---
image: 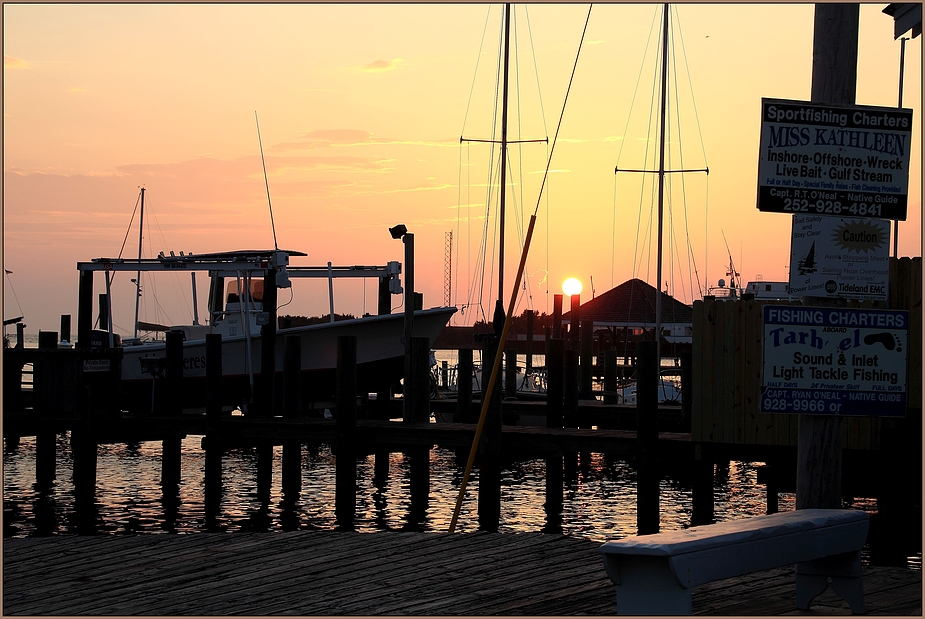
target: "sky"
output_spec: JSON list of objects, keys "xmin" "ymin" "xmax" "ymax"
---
[{"xmin": 3, "ymin": 3, "xmax": 922, "ymax": 337}]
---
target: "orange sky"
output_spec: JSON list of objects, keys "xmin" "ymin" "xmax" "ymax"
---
[{"xmin": 3, "ymin": 3, "xmax": 922, "ymax": 336}]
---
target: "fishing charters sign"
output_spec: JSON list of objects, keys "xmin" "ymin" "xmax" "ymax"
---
[
  {"xmin": 757, "ymin": 98, "xmax": 912, "ymax": 220},
  {"xmin": 762, "ymin": 305, "xmax": 908, "ymax": 416}
]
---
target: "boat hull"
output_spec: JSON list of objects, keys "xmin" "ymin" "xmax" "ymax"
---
[{"xmin": 120, "ymin": 307, "xmax": 456, "ymax": 412}]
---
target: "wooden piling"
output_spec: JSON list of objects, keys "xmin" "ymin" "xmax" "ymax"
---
[
  {"xmin": 410, "ymin": 337, "xmax": 430, "ymax": 422},
  {"xmin": 409, "ymin": 336, "xmax": 431, "ymax": 524},
  {"xmin": 16, "ymin": 322, "xmax": 25, "ymax": 348},
  {"xmin": 456, "ymin": 348, "xmax": 473, "ymax": 423},
  {"xmin": 680, "ymin": 351, "xmax": 692, "ymax": 432},
  {"xmin": 478, "ymin": 338, "xmax": 502, "ymax": 532},
  {"xmin": 165, "ymin": 330, "xmax": 183, "ymax": 416},
  {"xmin": 60, "ymin": 315, "xmax": 71, "ymax": 345},
  {"xmin": 258, "ymin": 268, "xmax": 278, "ymax": 417},
  {"xmin": 282, "ymin": 335, "xmax": 302, "ymax": 498},
  {"xmin": 553, "ymin": 294, "xmax": 563, "ymax": 338},
  {"xmin": 504, "ymin": 347, "xmax": 517, "ymax": 398},
  {"xmin": 564, "ymin": 349, "xmax": 578, "ymax": 428},
  {"xmin": 636, "ymin": 340, "xmax": 659, "ymax": 535},
  {"xmin": 441, "ymin": 360, "xmax": 448, "ymax": 390},
  {"xmin": 35, "ymin": 335, "xmax": 57, "ymax": 488},
  {"xmin": 335, "ymin": 335, "xmax": 358, "ymax": 529},
  {"xmin": 603, "ymin": 350, "xmax": 618, "ymax": 404},
  {"xmin": 525, "ymin": 309, "xmax": 534, "ymax": 373},
  {"xmin": 161, "ymin": 435, "xmax": 182, "ymax": 488},
  {"xmin": 579, "ymin": 319, "xmax": 593, "ymax": 399},
  {"xmin": 256, "ymin": 443, "xmax": 272, "ymax": 504},
  {"xmin": 77, "ymin": 270, "xmax": 93, "ymax": 349},
  {"xmin": 204, "ymin": 333, "xmax": 223, "ymax": 529},
  {"xmin": 98, "ymin": 293, "xmax": 108, "ymax": 330},
  {"xmin": 545, "ymin": 338, "xmax": 564, "ymax": 428},
  {"xmin": 569, "ymin": 294, "xmax": 580, "ymax": 351}
]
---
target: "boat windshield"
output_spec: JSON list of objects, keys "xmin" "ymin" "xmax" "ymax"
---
[{"xmin": 225, "ymin": 279, "xmax": 264, "ymax": 305}]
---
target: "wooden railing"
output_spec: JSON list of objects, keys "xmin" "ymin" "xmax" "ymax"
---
[{"xmin": 691, "ymin": 257, "xmax": 921, "ymax": 450}]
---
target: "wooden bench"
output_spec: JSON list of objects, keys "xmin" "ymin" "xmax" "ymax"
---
[{"xmin": 599, "ymin": 509, "xmax": 870, "ymax": 615}]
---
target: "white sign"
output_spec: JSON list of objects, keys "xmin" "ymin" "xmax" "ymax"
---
[
  {"xmin": 757, "ymin": 98, "xmax": 912, "ymax": 220},
  {"xmin": 762, "ymin": 306, "xmax": 907, "ymax": 416},
  {"xmin": 788, "ymin": 215, "xmax": 890, "ymax": 300},
  {"xmin": 83, "ymin": 359, "xmax": 111, "ymax": 373}
]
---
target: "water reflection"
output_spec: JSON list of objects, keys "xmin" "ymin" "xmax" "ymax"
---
[{"xmin": 3, "ymin": 433, "xmax": 918, "ymax": 570}]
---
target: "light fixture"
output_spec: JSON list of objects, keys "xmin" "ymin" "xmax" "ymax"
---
[{"xmin": 389, "ymin": 224, "xmax": 408, "ymax": 239}]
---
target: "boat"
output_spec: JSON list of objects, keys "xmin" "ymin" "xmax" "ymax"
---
[{"xmin": 79, "ymin": 248, "xmax": 456, "ymax": 413}]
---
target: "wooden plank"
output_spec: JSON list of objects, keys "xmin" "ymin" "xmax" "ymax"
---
[
  {"xmin": 733, "ymin": 300, "xmax": 746, "ymax": 444},
  {"xmin": 722, "ymin": 300, "xmax": 736, "ymax": 444},
  {"xmin": 691, "ymin": 300, "xmax": 704, "ymax": 442},
  {"xmin": 712, "ymin": 298, "xmax": 725, "ymax": 444}
]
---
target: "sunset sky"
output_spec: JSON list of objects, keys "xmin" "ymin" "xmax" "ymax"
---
[{"xmin": 3, "ymin": 3, "xmax": 922, "ymax": 337}]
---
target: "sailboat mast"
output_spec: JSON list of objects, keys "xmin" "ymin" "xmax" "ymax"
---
[
  {"xmin": 498, "ymin": 2, "xmax": 512, "ymax": 306},
  {"xmin": 134, "ymin": 187, "xmax": 145, "ymax": 339},
  {"xmin": 655, "ymin": 3, "xmax": 669, "ymax": 363}
]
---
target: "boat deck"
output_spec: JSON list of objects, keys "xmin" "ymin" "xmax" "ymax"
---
[{"xmin": 4, "ymin": 531, "xmax": 920, "ymax": 615}]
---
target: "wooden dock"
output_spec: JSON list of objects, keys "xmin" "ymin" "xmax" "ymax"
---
[{"xmin": 3, "ymin": 532, "xmax": 920, "ymax": 615}]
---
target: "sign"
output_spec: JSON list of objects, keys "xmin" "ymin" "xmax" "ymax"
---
[
  {"xmin": 83, "ymin": 359, "xmax": 111, "ymax": 373},
  {"xmin": 762, "ymin": 305, "xmax": 907, "ymax": 416},
  {"xmin": 757, "ymin": 98, "xmax": 912, "ymax": 220},
  {"xmin": 788, "ymin": 215, "xmax": 890, "ymax": 300}
]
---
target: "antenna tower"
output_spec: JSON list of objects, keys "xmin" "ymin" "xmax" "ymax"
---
[{"xmin": 444, "ymin": 231, "xmax": 453, "ymax": 307}]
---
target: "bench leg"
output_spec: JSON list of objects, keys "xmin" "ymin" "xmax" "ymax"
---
[
  {"xmin": 603, "ymin": 555, "xmax": 692, "ymax": 615},
  {"xmin": 796, "ymin": 551, "xmax": 864, "ymax": 615}
]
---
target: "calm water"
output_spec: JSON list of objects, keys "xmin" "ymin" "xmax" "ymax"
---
[{"xmin": 7, "ymin": 432, "xmax": 798, "ymax": 539}]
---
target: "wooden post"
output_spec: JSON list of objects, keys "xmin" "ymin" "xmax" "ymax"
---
[
  {"xmin": 204, "ymin": 333, "xmax": 223, "ymax": 530},
  {"xmin": 478, "ymin": 337, "xmax": 502, "ymax": 531},
  {"xmin": 691, "ymin": 445, "xmax": 715, "ymax": 526},
  {"xmin": 256, "ymin": 442, "xmax": 273, "ymax": 505},
  {"xmin": 569, "ymin": 293, "xmax": 580, "ymax": 351},
  {"xmin": 795, "ymin": 3, "xmax": 859, "ymax": 511},
  {"xmin": 504, "ymin": 347, "xmax": 517, "ymax": 399},
  {"xmin": 98, "ymin": 293, "xmax": 108, "ymax": 330},
  {"xmin": 161, "ymin": 435, "xmax": 182, "ymax": 488},
  {"xmin": 579, "ymin": 319, "xmax": 593, "ymax": 399},
  {"xmin": 282, "ymin": 335, "xmax": 302, "ymax": 498},
  {"xmin": 525, "ymin": 310, "xmax": 535, "ymax": 374},
  {"xmin": 165, "ymin": 330, "xmax": 183, "ymax": 416},
  {"xmin": 680, "ymin": 351, "xmax": 692, "ymax": 432},
  {"xmin": 636, "ymin": 340, "xmax": 660, "ymax": 534},
  {"xmin": 603, "ymin": 349, "xmax": 618, "ymax": 404},
  {"xmin": 60, "ymin": 315, "xmax": 71, "ymax": 345},
  {"xmin": 259, "ymin": 268, "xmax": 278, "ymax": 417},
  {"xmin": 409, "ymin": 336, "xmax": 431, "ymax": 524},
  {"xmin": 457, "ymin": 348, "xmax": 473, "ymax": 423},
  {"xmin": 553, "ymin": 294, "xmax": 563, "ymax": 338},
  {"xmin": 564, "ymin": 349, "xmax": 579, "ymax": 428},
  {"xmin": 441, "ymin": 360, "xmax": 448, "ymax": 390},
  {"xmin": 545, "ymin": 338, "xmax": 564, "ymax": 428},
  {"xmin": 35, "ymin": 334, "xmax": 57, "ymax": 488},
  {"xmin": 16, "ymin": 322, "xmax": 25, "ymax": 349},
  {"xmin": 77, "ymin": 270, "xmax": 93, "ymax": 349},
  {"xmin": 335, "ymin": 335, "xmax": 358, "ymax": 529}
]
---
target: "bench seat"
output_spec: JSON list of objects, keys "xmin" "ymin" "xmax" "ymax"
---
[{"xmin": 600, "ymin": 508, "xmax": 869, "ymax": 615}]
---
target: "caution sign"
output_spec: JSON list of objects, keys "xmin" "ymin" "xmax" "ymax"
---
[
  {"xmin": 788, "ymin": 215, "xmax": 890, "ymax": 300},
  {"xmin": 757, "ymin": 98, "xmax": 912, "ymax": 220},
  {"xmin": 762, "ymin": 305, "xmax": 907, "ymax": 416}
]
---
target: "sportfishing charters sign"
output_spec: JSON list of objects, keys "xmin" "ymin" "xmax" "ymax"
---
[
  {"xmin": 762, "ymin": 305, "xmax": 908, "ymax": 416},
  {"xmin": 757, "ymin": 98, "xmax": 912, "ymax": 220}
]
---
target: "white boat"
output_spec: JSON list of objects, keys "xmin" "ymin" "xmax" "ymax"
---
[{"xmin": 78, "ymin": 248, "xmax": 455, "ymax": 412}]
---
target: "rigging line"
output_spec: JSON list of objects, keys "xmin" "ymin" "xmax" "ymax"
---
[
  {"xmin": 109, "ymin": 189, "xmax": 143, "ymax": 289},
  {"xmin": 255, "ymin": 111, "xmax": 279, "ymax": 252},
  {"xmin": 523, "ymin": 5, "xmax": 549, "ymax": 138},
  {"xmin": 671, "ymin": 37, "xmax": 699, "ymax": 304},
  {"xmin": 460, "ymin": 5, "xmax": 496, "ymax": 138},
  {"xmin": 450, "ymin": 3, "xmax": 593, "ymax": 534}
]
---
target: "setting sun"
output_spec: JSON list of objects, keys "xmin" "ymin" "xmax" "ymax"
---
[{"xmin": 562, "ymin": 277, "xmax": 583, "ymax": 297}]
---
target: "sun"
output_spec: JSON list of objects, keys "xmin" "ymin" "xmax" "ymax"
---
[{"xmin": 562, "ymin": 277, "xmax": 583, "ymax": 297}]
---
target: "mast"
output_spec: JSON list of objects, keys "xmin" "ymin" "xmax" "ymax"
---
[
  {"xmin": 498, "ymin": 2, "xmax": 512, "ymax": 306},
  {"xmin": 133, "ymin": 186, "xmax": 145, "ymax": 339},
  {"xmin": 654, "ymin": 3, "xmax": 669, "ymax": 364}
]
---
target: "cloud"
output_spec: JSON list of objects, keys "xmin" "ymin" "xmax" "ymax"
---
[
  {"xmin": 4, "ymin": 55, "xmax": 32, "ymax": 70},
  {"xmin": 359, "ymin": 58, "xmax": 403, "ymax": 72}
]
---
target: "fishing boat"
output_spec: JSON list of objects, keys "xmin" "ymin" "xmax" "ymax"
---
[{"xmin": 79, "ymin": 248, "xmax": 455, "ymax": 412}]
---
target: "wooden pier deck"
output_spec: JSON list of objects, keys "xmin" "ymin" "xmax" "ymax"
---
[{"xmin": 4, "ymin": 532, "xmax": 920, "ymax": 615}]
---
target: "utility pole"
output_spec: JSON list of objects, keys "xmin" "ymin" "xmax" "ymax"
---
[{"xmin": 796, "ymin": 3, "xmax": 859, "ymax": 510}]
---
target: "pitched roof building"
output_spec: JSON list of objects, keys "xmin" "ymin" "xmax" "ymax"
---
[{"xmin": 562, "ymin": 278, "xmax": 693, "ymax": 343}]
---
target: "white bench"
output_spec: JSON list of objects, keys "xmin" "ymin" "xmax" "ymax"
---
[{"xmin": 599, "ymin": 509, "xmax": 869, "ymax": 615}]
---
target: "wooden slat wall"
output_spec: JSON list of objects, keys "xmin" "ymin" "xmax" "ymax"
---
[{"xmin": 691, "ymin": 257, "xmax": 921, "ymax": 450}]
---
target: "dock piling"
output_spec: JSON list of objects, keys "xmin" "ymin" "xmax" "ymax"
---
[
  {"xmin": 504, "ymin": 347, "xmax": 517, "ymax": 398},
  {"xmin": 636, "ymin": 340, "xmax": 660, "ymax": 535},
  {"xmin": 456, "ymin": 348, "xmax": 473, "ymax": 423},
  {"xmin": 282, "ymin": 335, "xmax": 302, "ymax": 499},
  {"xmin": 579, "ymin": 320, "xmax": 593, "ymax": 399},
  {"xmin": 165, "ymin": 330, "xmax": 183, "ymax": 416},
  {"xmin": 335, "ymin": 335, "xmax": 358, "ymax": 529},
  {"xmin": 478, "ymin": 338, "xmax": 502, "ymax": 531}
]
